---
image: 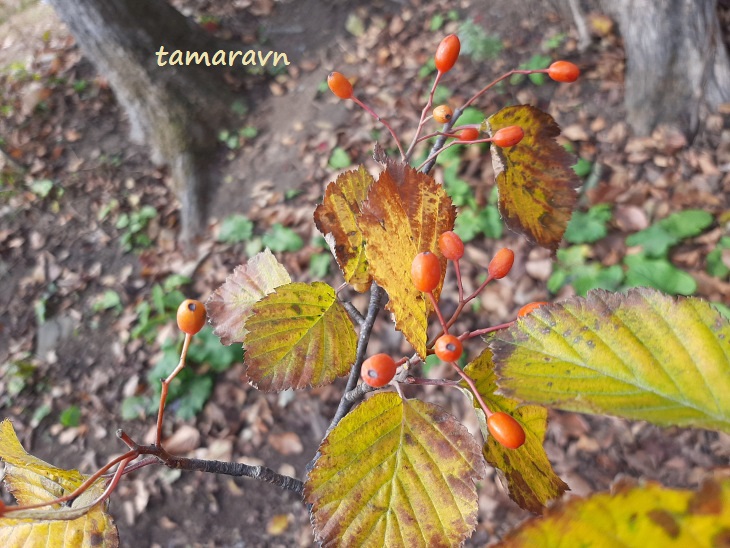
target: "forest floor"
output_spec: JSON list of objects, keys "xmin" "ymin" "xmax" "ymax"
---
[{"xmin": 1, "ymin": 0, "xmax": 730, "ymax": 546}]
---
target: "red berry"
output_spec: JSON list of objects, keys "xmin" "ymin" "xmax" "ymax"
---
[
  {"xmin": 548, "ymin": 60, "xmax": 580, "ymax": 83},
  {"xmin": 438, "ymin": 231, "xmax": 465, "ymax": 261},
  {"xmin": 434, "ymin": 34, "xmax": 460, "ymax": 74},
  {"xmin": 176, "ymin": 299, "xmax": 206, "ymax": 335},
  {"xmin": 492, "ymin": 125, "xmax": 524, "ymax": 148},
  {"xmin": 411, "ymin": 251, "xmax": 441, "ymax": 293},
  {"xmin": 361, "ymin": 354, "xmax": 397, "ymax": 388},
  {"xmin": 433, "ymin": 105, "xmax": 453, "ymax": 124},
  {"xmin": 327, "ymin": 71, "xmax": 353, "ymax": 99},
  {"xmin": 518, "ymin": 301, "xmax": 548, "ymax": 318},
  {"xmin": 487, "ymin": 412, "xmax": 526, "ymax": 449},
  {"xmin": 458, "ymin": 127, "xmax": 479, "ymax": 141},
  {"xmin": 434, "ymin": 334, "xmax": 463, "ymax": 362},
  {"xmin": 488, "ymin": 248, "xmax": 514, "ymax": 280}
]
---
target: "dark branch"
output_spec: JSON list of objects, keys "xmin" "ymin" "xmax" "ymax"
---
[
  {"xmin": 167, "ymin": 455, "xmax": 304, "ymax": 497},
  {"xmin": 421, "ymin": 107, "xmax": 464, "ymax": 175}
]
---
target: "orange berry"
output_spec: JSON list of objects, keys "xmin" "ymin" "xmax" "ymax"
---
[
  {"xmin": 433, "ymin": 105, "xmax": 453, "ymax": 124},
  {"xmin": 487, "ymin": 411, "xmax": 526, "ymax": 449},
  {"xmin": 517, "ymin": 301, "xmax": 549, "ymax": 317},
  {"xmin": 548, "ymin": 60, "xmax": 580, "ymax": 83},
  {"xmin": 434, "ymin": 334, "xmax": 463, "ymax": 362},
  {"xmin": 488, "ymin": 248, "xmax": 514, "ymax": 280},
  {"xmin": 492, "ymin": 125, "xmax": 524, "ymax": 148},
  {"xmin": 361, "ymin": 354, "xmax": 397, "ymax": 388},
  {"xmin": 458, "ymin": 127, "xmax": 480, "ymax": 141},
  {"xmin": 176, "ymin": 299, "xmax": 206, "ymax": 335},
  {"xmin": 411, "ymin": 251, "xmax": 441, "ymax": 293},
  {"xmin": 438, "ymin": 231, "xmax": 465, "ymax": 261},
  {"xmin": 327, "ymin": 71, "xmax": 353, "ymax": 99},
  {"xmin": 434, "ymin": 34, "xmax": 460, "ymax": 74}
]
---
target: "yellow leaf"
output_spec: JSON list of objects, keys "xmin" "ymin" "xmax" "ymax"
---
[
  {"xmin": 493, "ymin": 288, "xmax": 730, "ymax": 433},
  {"xmin": 306, "ymin": 393, "xmax": 485, "ymax": 547},
  {"xmin": 357, "ymin": 164, "xmax": 455, "ymax": 358},
  {"xmin": 207, "ymin": 249, "xmax": 291, "ymax": 345},
  {"xmin": 485, "ymin": 105, "xmax": 580, "ymax": 252},
  {"xmin": 314, "ymin": 165, "xmax": 374, "ymax": 292},
  {"xmin": 463, "ymin": 349, "xmax": 568, "ymax": 513},
  {"xmin": 498, "ymin": 476, "xmax": 730, "ymax": 547},
  {"xmin": 0, "ymin": 419, "xmax": 119, "ymax": 547},
  {"xmin": 243, "ymin": 282, "xmax": 357, "ymax": 391}
]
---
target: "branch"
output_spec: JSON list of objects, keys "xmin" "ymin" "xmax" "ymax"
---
[{"xmin": 166, "ymin": 455, "xmax": 304, "ymax": 497}]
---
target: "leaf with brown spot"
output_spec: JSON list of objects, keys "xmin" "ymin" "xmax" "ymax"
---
[
  {"xmin": 357, "ymin": 164, "xmax": 455, "ymax": 357},
  {"xmin": 462, "ymin": 349, "xmax": 567, "ymax": 513},
  {"xmin": 485, "ymin": 105, "xmax": 580, "ymax": 252},
  {"xmin": 497, "ymin": 477, "xmax": 730, "ymax": 547},
  {"xmin": 314, "ymin": 165, "xmax": 374, "ymax": 292},
  {"xmin": 305, "ymin": 393, "xmax": 485, "ymax": 547},
  {"xmin": 207, "ymin": 249, "xmax": 291, "ymax": 345},
  {"xmin": 0, "ymin": 419, "xmax": 119, "ymax": 547},
  {"xmin": 492, "ymin": 288, "xmax": 730, "ymax": 433},
  {"xmin": 242, "ymin": 282, "xmax": 357, "ymax": 391}
]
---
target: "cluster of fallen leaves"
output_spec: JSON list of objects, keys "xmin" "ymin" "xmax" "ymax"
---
[{"xmin": 1, "ymin": 0, "xmax": 730, "ymax": 545}]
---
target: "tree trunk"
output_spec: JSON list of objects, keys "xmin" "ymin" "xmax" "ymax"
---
[
  {"xmin": 47, "ymin": 0, "xmax": 235, "ymax": 245},
  {"xmin": 598, "ymin": 0, "xmax": 730, "ymax": 138}
]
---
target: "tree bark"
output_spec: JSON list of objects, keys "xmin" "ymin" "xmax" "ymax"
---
[
  {"xmin": 47, "ymin": 0, "xmax": 235, "ymax": 245},
  {"xmin": 598, "ymin": 0, "xmax": 730, "ymax": 138}
]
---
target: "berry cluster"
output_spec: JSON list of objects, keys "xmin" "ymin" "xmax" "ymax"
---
[
  {"xmin": 360, "ymin": 228, "xmax": 530, "ymax": 449},
  {"xmin": 327, "ymin": 35, "xmax": 580, "ymax": 448},
  {"xmin": 326, "ymin": 34, "xmax": 579, "ymax": 165}
]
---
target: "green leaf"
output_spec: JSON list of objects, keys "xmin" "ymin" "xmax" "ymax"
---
[
  {"xmin": 328, "ymin": 147, "xmax": 351, "ymax": 169},
  {"xmin": 262, "ymin": 223, "xmax": 304, "ymax": 252},
  {"xmin": 571, "ymin": 157, "xmax": 592, "ymax": 178},
  {"xmin": 120, "ymin": 396, "xmax": 148, "ymax": 420},
  {"xmin": 186, "ymin": 327, "xmax": 241, "ymax": 372},
  {"xmin": 660, "ymin": 209, "xmax": 714, "ymax": 239},
  {"xmin": 463, "ymin": 350, "xmax": 568, "ymax": 513},
  {"xmin": 499, "ymin": 477, "xmax": 730, "ymax": 547},
  {"xmin": 59, "ymin": 406, "xmax": 81, "ymax": 427},
  {"xmin": 308, "ymin": 252, "xmax": 331, "ymax": 278},
  {"xmin": 626, "ymin": 224, "xmax": 678, "ymax": 257},
  {"xmin": 624, "ymin": 254, "xmax": 697, "ymax": 295},
  {"xmin": 564, "ymin": 204, "xmax": 612, "ymax": 244},
  {"xmin": 218, "ymin": 214, "xmax": 254, "ymax": 243},
  {"xmin": 30, "ymin": 179, "xmax": 54, "ymax": 198},
  {"xmin": 492, "ymin": 288, "xmax": 730, "ymax": 433},
  {"xmin": 92, "ymin": 290, "xmax": 122, "ymax": 313},
  {"xmin": 305, "ymin": 393, "xmax": 485, "ymax": 547},
  {"xmin": 175, "ymin": 376, "xmax": 213, "ymax": 420},
  {"xmin": 243, "ymin": 282, "xmax": 358, "ymax": 391}
]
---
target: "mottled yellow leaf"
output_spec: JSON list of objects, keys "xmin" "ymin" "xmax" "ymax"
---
[
  {"xmin": 243, "ymin": 282, "xmax": 357, "ymax": 391},
  {"xmin": 306, "ymin": 393, "xmax": 485, "ymax": 547},
  {"xmin": 485, "ymin": 105, "xmax": 580, "ymax": 252},
  {"xmin": 357, "ymin": 164, "xmax": 455, "ymax": 358},
  {"xmin": 0, "ymin": 419, "xmax": 119, "ymax": 547},
  {"xmin": 207, "ymin": 248, "xmax": 291, "ymax": 345},
  {"xmin": 462, "ymin": 349, "xmax": 568, "ymax": 513},
  {"xmin": 492, "ymin": 288, "xmax": 730, "ymax": 432},
  {"xmin": 314, "ymin": 165, "xmax": 374, "ymax": 292},
  {"xmin": 498, "ymin": 476, "xmax": 730, "ymax": 547}
]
